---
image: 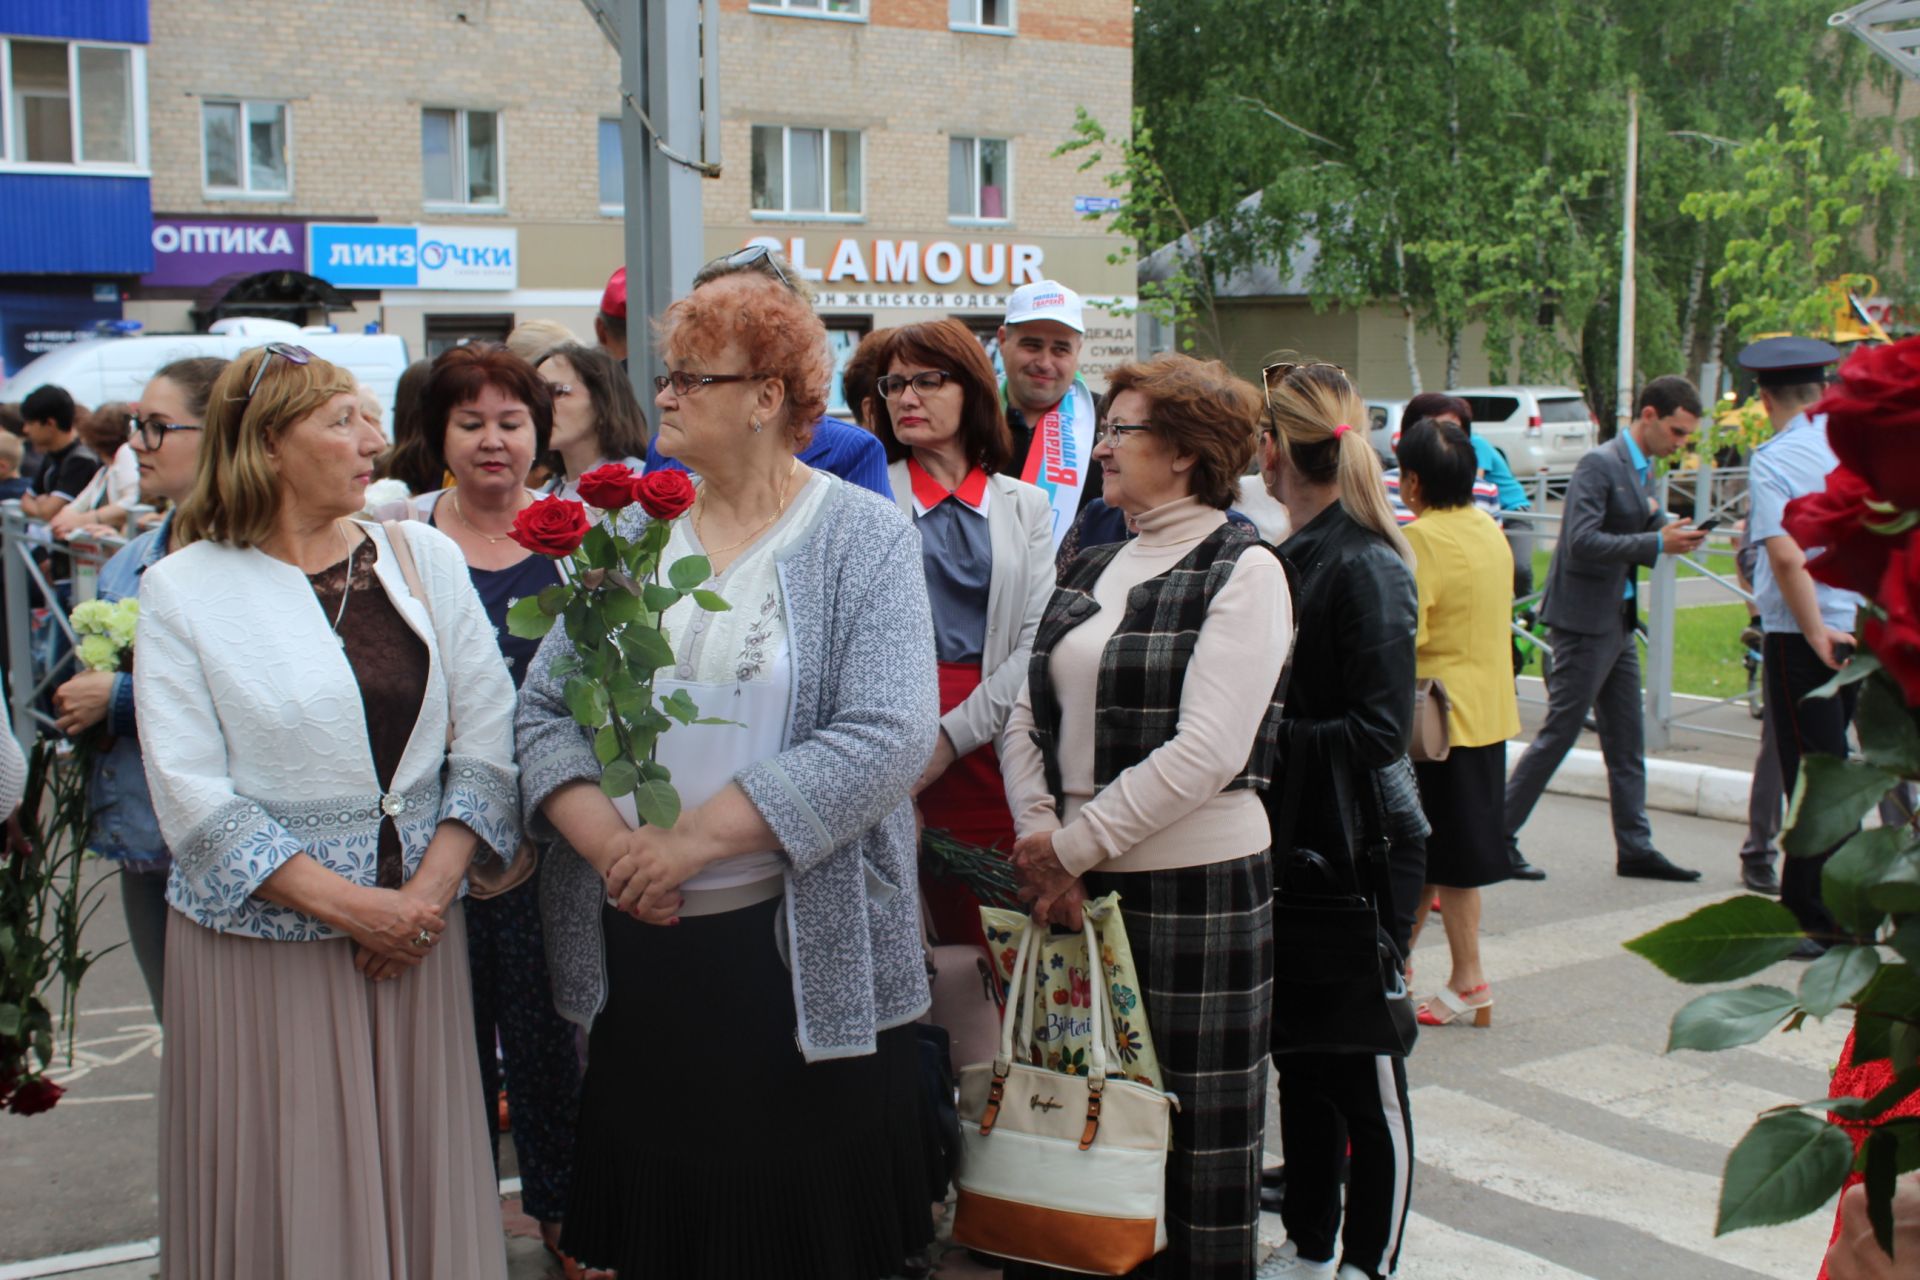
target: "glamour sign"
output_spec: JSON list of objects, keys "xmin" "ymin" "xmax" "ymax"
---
[{"xmin": 742, "ymin": 235, "xmax": 1046, "ymax": 288}]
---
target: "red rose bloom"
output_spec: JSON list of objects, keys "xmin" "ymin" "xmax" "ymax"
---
[
  {"xmin": 7, "ymin": 1076, "xmax": 65, "ymax": 1116},
  {"xmin": 1818, "ymin": 337, "xmax": 1920, "ymax": 510},
  {"xmin": 509, "ymin": 495, "xmax": 593, "ymax": 558},
  {"xmin": 634, "ymin": 470, "xmax": 697, "ymax": 522},
  {"xmin": 575, "ymin": 463, "xmax": 641, "ymax": 512},
  {"xmin": 1783, "ymin": 467, "xmax": 1902, "ymax": 598},
  {"xmin": 1867, "ymin": 541, "xmax": 1920, "ymax": 707}
]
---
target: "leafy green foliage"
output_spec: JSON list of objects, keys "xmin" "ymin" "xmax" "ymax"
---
[
  {"xmin": 1624, "ymin": 896, "xmax": 1804, "ymax": 982},
  {"xmin": 1667, "ymin": 986, "xmax": 1797, "ymax": 1052},
  {"xmin": 1718, "ymin": 1111, "xmax": 1854, "ymax": 1234}
]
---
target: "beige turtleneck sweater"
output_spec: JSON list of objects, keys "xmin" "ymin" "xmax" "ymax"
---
[{"xmin": 1000, "ymin": 496, "xmax": 1293, "ymax": 876}]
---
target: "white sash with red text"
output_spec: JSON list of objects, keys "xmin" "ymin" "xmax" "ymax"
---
[{"xmin": 1017, "ymin": 379, "xmax": 1097, "ymax": 549}]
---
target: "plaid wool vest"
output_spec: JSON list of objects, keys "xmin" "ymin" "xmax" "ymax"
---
[{"xmin": 1027, "ymin": 521, "xmax": 1285, "ymax": 820}]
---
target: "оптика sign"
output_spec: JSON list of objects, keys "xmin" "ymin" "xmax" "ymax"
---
[{"xmin": 308, "ymin": 223, "xmax": 518, "ymax": 291}]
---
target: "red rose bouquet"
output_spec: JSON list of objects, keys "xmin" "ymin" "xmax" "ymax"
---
[{"xmin": 505, "ymin": 464, "xmax": 731, "ymax": 828}]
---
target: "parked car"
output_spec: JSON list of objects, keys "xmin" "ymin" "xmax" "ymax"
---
[
  {"xmin": 0, "ymin": 318, "xmax": 410, "ymax": 436},
  {"xmin": 1362, "ymin": 398, "xmax": 1406, "ymax": 466},
  {"xmin": 1446, "ymin": 386, "xmax": 1598, "ymax": 479}
]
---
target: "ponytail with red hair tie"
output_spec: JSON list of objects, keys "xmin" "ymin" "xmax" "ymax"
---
[{"xmin": 1332, "ymin": 423, "xmax": 1352, "ymax": 438}]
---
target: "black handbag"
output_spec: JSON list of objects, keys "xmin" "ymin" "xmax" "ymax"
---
[{"xmin": 1268, "ymin": 725, "xmax": 1418, "ymax": 1057}]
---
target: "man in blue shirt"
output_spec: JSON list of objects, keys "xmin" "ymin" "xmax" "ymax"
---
[
  {"xmin": 1739, "ymin": 337, "xmax": 1860, "ymax": 957},
  {"xmin": 640, "ymin": 247, "xmax": 893, "ymax": 500}
]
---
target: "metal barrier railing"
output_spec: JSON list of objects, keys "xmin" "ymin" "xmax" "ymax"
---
[{"xmin": 2, "ymin": 501, "xmax": 129, "ymax": 743}]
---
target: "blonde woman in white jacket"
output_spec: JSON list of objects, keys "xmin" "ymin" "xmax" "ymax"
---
[
  {"xmin": 876, "ymin": 319, "xmax": 1053, "ymax": 949},
  {"xmin": 136, "ymin": 345, "xmax": 521, "ymax": 1280}
]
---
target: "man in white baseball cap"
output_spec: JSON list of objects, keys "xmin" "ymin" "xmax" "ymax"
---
[{"xmin": 998, "ymin": 279, "xmax": 1098, "ymax": 546}]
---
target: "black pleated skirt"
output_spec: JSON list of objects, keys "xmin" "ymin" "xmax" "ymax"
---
[
  {"xmin": 1413, "ymin": 740, "xmax": 1512, "ymax": 889},
  {"xmin": 560, "ymin": 897, "xmax": 935, "ymax": 1279}
]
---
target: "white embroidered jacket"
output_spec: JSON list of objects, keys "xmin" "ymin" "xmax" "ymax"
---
[{"xmin": 136, "ymin": 520, "xmax": 521, "ymax": 941}]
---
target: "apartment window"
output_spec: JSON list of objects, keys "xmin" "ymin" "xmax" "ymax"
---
[
  {"xmin": 949, "ymin": 0, "xmax": 1014, "ymax": 31},
  {"xmin": 0, "ymin": 37, "xmax": 143, "ymax": 169},
  {"xmin": 422, "ymin": 107, "xmax": 501, "ymax": 208},
  {"xmin": 202, "ymin": 100, "xmax": 289, "ymax": 195},
  {"xmin": 426, "ymin": 313, "xmax": 516, "ymax": 360},
  {"xmin": 599, "ymin": 117, "xmax": 623, "ymax": 212},
  {"xmin": 751, "ymin": 125, "xmax": 862, "ymax": 218},
  {"xmin": 949, "ymin": 136, "xmax": 1010, "ymax": 221},
  {"xmin": 752, "ymin": 0, "xmax": 864, "ymax": 16}
]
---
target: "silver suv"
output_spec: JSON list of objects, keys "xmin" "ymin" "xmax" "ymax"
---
[{"xmin": 1447, "ymin": 386, "xmax": 1598, "ymax": 477}]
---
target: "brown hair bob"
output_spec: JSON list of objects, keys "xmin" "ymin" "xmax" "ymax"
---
[
  {"xmin": 419, "ymin": 342, "xmax": 555, "ymax": 477},
  {"xmin": 1104, "ymin": 354, "xmax": 1261, "ymax": 509},
  {"xmin": 874, "ymin": 320, "xmax": 1013, "ymax": 473}
]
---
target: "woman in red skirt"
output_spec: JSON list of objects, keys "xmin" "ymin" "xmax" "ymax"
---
[{"xmin": 877, "ymin": 320, "xmax": 1055, "ymax": 948}]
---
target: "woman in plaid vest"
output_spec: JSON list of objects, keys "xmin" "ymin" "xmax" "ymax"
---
[{"xmin": 1001, "ymin": 353, "xmax": 1291, "ymax": 1279}]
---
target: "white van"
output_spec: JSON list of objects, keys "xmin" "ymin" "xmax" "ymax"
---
[
  {"xmin": 0, "ymin": 319, "xmax": 411, "ymax": 436},
  {"xmin": 1448, "ymin": 386, "xmax": 1598, "ymax": 478}
]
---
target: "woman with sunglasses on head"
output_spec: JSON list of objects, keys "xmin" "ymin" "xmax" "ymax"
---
[
  {"xmin": 871, "ymin": 319, "xmax": 1052, "ymax": 949},
  {"xmin": 532, "ymin": 341, "xmax": 649, "ymax": 502},
  {"xmin": 1259, "ymin": 360, "xmax": 1423, "ymax": 1280},
  {"xmin": 49, "ymin": 357, "xmax": 227, "ymax": 1017},
  {"xmin": 136, "ymin": 343, "xmax": 521, "ymax": 1280},
  {"xmin": 518, "ymin": 270, "xmax": 939, "ymax": 1278},
  {"xmin": 1000, "ymin": 353, "xmax": 1290, "ymax": 1280}
]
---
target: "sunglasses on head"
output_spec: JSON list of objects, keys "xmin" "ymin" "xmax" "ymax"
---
[
  {"xmin": 1261, "ymin": 360, "xmax": 1349, "ymax": 410},
  {"xmin": 236, "ymin": 342, "xmax": 315, "ymax": 402},
  {"xmin": 701, "ymin": 244, "xmax": 794, "ymax": 292}
]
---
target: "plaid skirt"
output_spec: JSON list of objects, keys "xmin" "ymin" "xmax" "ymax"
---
[{"xmin": 1008, "ymin": 852, "xmax": 1275, "ymax": 1280}]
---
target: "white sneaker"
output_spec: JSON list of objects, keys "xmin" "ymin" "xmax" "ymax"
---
[
  {"xmin": 1335, "ymin": 1267, "xmax": 1375, "ymax": 1280},
  {"xmin": 1257, "ymin": 1241, "xmax": 1337, "ymax": 1278}
]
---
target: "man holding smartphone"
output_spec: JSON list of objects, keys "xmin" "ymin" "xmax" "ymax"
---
[{"xmin": 1740, "ymin": 336, "xmax": 1863, "ymax": 957}]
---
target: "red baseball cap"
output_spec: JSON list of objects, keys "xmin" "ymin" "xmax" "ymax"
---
[{"xmin": 600, "ymin": 267, "xmax": 627, "ymax": 319}]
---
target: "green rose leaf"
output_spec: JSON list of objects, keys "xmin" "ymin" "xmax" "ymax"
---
[
  {"xmin": 582, "ymin": 523, "xmax": 616, "ymax": 570},
  {"xmin": 1858, "ymin": 672, "xmax": 1920, "ymax": 775},
  {"xmin": 0, "ymin": 1002, "xmax": 20, "ymax": 1038},
  {"xmin": 1889, "ymin": 917, "xmax": 1920, "ymax": 969},
  {"xmin": 1717, "ymin": 1110, "xmax": 1853, "ymax": 1234},
  {"xmin": 1667, "ymin": 985, "xmax": 1798, "ymax": 1053},
  {"xmin": 632, "ymin": 779, "xmax": 682, "ymax": 829},
  {"xmin": 549, "ymin": 654, "xmax": 582, "ymax": 682},
  {"xmin": 1624, "ymin": 896, "xmax": 1804, "ymax": 984},
  {"xmin": 610, "ymin": 681, "xmax": 653, "ymax": 721},
  {"xmin": 1784, "ymin": 756, "xmax": 1901, "ymax": 858},
  {"xmin": 693, "ymin": 716, "xmax": 742, "ymax": 726},
  {"xmin": 537, "ymin": 583, "xmax": 572, "ymax": 616},
  {"xmin": 629, "ymin": 706, "xmax": 672, "ymax": 735},
  {"xmin": 601, "ymin": 589, "xmax": 643, "ymax": 629},
  {"xmin": 1857, "ymin": 963, "xmax": 1920, "ymax": 1021},
  {"xmin": 593, "ymin": 724, "xmax": 622, "ymax": 765},
  {"xmin": 662, "ymin": 688, "xmax": 699, "ymax": 725},
  {"xmin": 620, "ymin": 625, "xmax": 675, "ymax": 673},
  {"xmin": 506, "ymin": 594, "xmax": 557, "ymax": 639},
  {"xmin": 642, "ymin": 583, "xmax": 682, "ymax": 612},
  {"xmin": 564, "ymin": 678, "xmax": 608, "ymax": 729},
  {"xmin": 638, "ymin": 759, "xmax": 673, "ymax": 783},
  {"xmin": 1797, "ymin": 945, "xmax": 1880, "ymax": 1018},
  {"xmin": 1866, "ymin": 844, "xmax": 1920, "ymax": 915},
  {"xmin": 668, "ymin": 554, "xmax": 713, "ymax": 590},
  {"xmin": 1824, "ymin": 827, "xmax": 1913, "ymax": 935},
  {"xmin": 599, "ymin": 758, "xmax": 639, "ymax": 799},
  {"xmin": 1809, "ymin": 651, "xmax": 1882, "ymax": 702},
  {"xmin": 626, "ymin": 728, "xmax": 658, "ymax": 761},
  {"xmin": 692, "ymin": 589, "xmax": 732, "ymax": 613}
]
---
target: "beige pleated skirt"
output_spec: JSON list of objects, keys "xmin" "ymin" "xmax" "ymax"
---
[{"xmin": 159, "ymin": 905, "xmax": 507, "ymax": 1280}]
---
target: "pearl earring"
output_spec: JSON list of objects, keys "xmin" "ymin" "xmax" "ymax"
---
[{"xmin": 750, "ymin": 418, "xmax": 763, "ymax": 434}]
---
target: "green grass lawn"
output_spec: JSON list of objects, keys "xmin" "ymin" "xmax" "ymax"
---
[
  {"xmin": 1526, "ymin": 547, "xmax": 1739, "ymax": 594},
  {"xmin": 1517, "ymin": 600, "xmax": 1758, "ymax": 700}
]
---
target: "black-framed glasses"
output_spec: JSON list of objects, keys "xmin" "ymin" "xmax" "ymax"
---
[
  {"xmin": 700, "ymin": 244, "xmax": 794, "ymax": 292},
  {"xmin": 1096, "ymin": 422, "xmax": 1153, "ymax": 447},
  {"xmin": 236, "ymin": 342, "xmax": 315, "ymax": 402},
  {"xmin": 876, "ymin": 370, "xmax": 958, "ymax": 400},
  {"xmin": 127, "ymin": 414, "xmax": 202, "ymax": 452},
  {"xmin": 652, "ymin": 370, "xmax": 769, "ymax": 397}
]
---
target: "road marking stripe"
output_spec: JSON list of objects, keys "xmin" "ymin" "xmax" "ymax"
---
[
  {"xmin": 1412, "ymin": 1085, "xmax": 1833, "ymax": 1280},
  {"xmin": 57, "ymin": 1092, "xmax": 156, "ymax": 1106},
  {"xmin": 1739, "ymin": 1018, "xmax": 1849, "ymax": 1075},
  {"xmin": 1415, "ymin": 891, "xmax": 1727, "ymax": 985},
  {"xmin": 0, "ymin": 1239, "xmax": 157, "ymax": 1280},
  {"xmin": 1504, "ymin": 1044, "xmax": 1801, "ymax": 1149},
  {"xmin": 1399, "ymin": 1211, "xmax": 1596, "ymax": 1279}
]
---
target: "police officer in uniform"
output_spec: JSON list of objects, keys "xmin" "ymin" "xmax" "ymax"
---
[{"xmin": 1739, "ymin": 336, "xmax": 1863, "ymax": 958}]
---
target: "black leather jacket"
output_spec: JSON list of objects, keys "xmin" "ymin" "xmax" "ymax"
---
[{"xmin": 1267, "ymin": 501, "xmax": 1424, "ymax": 853}]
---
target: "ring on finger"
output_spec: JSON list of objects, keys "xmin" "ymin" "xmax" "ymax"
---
[{"xmin": 414, "ymin": 928, "xmax": 434, "ymax": 949}]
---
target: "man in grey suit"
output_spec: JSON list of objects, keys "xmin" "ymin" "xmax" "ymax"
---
[{"xmin": 1505, "ymin": 376, "xmax": 1710, "ymax": 881}]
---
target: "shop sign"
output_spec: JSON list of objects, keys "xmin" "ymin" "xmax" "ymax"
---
[
  {"xmin": 744, "ymin": 235, "xmax": 1045, "ymax": 289},
  {"xmin": 141, "ymin": 218, "xmax": 306, "ymax": 287},
  {"xmin": 308, "ymin": 224, "xmax": 517, "ymax": 291}
]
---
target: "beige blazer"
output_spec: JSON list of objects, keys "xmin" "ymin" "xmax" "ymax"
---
[{"xmin": 890, "ymin": 459, "xmax": 1055, "ymax": 757}]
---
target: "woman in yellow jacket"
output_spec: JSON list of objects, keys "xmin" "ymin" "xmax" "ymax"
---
[{"xmin": 1398, "ymin": 417, "xmax": 1521, "ymax": 1028}]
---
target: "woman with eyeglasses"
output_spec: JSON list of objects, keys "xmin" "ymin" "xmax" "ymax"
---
[
  {"xmin": 48, "ymin": 357, "xmax": 227, "ymax": 1017},
  {"xmin": 137, "ymin": 344, "xmax": 521, "ymax": 1279},
  {"xmin": 868, "ymin": 319, "xmax": 1051, "ymax": 949},
  {"xmin": 1259, "ymin": 360, "xmax": 1423, "ymax": 1280},
  {"xmin": 532, "ymin": 342, "xmax": 650, "ymax": 501},
  {"xmin": 1000, "ymin": 353, "xmax": 1290, "ymax": 1280},
  {"xmin": 517, "ymin": 269, "xmax": 939, "ymax": 1278}
]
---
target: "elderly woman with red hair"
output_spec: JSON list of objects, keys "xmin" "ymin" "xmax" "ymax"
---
[{"xmin": 516, "ymin": 271, "xmax": 941, "ymax": 1278}]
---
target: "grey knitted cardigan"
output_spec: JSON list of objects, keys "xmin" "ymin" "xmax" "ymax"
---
[{"xmin": 516, "ymin": 474, "xmax": 939, "ymax": 1062}]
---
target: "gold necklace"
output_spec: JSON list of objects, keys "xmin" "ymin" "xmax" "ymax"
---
[
  {"xmin": 695, "ymin": 459, "xmax": 800, "ymax": 557},
  {"xmin": 451, "ymin": 489, "xmax": 525, "ymax": 545}
]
